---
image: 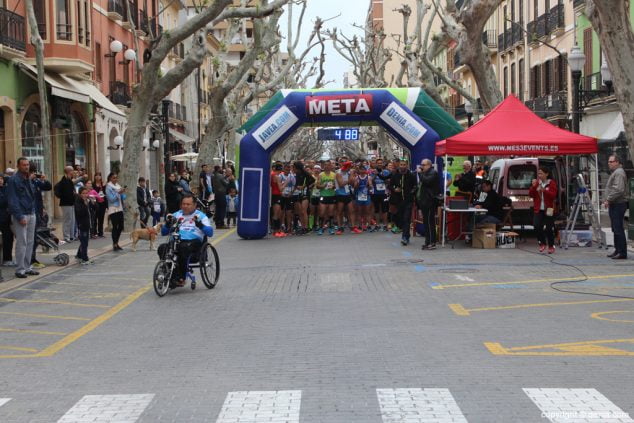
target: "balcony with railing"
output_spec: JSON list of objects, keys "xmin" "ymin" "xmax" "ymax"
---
[
  {"xmin": 537, "ymin": 14, "xmax": 547, "ymax": 38},
  {"xmin": 527, "ymin": 21, "xmax": 537, "ymax": 44},
  {"xmin": 482, "ymin": 29, "xmax": 497, "ymax": 49},
  {"xmin": 107, "ymin": 0, "xmax": 125, "ymax": 20},
  {"xmin": 512, "ymin": 24, "xmax": 522, "ymax": 46},
  {"xmin": 548, "ymin": 3, "xmax": 565, "ymax": 33},
  {"xmin": 525, "ymin": 91, "xmax": 567, "ymax": 119},
  {"xmin": 139, "ymin": 10, "xmax": 149, "ymax": 35},
  {"xmin": 0, "ymin": 7, "xmax": 26, "ymax": 52},
  {"xmin": 109, "ymin": 81, "xmax": 131, "ymax": 105},
  {"xmin": 122, "ymin": 1, "xmax": 139, "ymax": 29},
  {"xmin": 56, "ymin": 23, "xmax": 72, "ymax": 41}
]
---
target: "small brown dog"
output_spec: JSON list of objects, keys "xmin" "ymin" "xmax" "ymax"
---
[{"xmin": 130, "ymin": 222, "xmax": 163, "ymax": 251}]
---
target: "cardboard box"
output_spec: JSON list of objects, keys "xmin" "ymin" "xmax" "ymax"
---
[
  {"xmin": 496, "ymin": 232, "xmax": 517, "ymax": 249},
  {"xmin": 561, "ymin": 230, "xmax": 593, "ymax": 247},
  {"xmin": 473, "ymin": 228, "xmax": 496, "ymax": 249},
  {"xmin": 476, "ymin": 223, "xmax": 497, "ymax": 230}
]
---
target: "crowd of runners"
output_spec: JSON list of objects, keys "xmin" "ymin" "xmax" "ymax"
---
[{"xmin": 269, "ymin": 157, "xmax": 436, "ymax": 243}]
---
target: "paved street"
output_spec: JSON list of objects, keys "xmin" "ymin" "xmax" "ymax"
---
[{"xmin": 0, "ymin": 229, "xmax": 633, "ymax": 422}]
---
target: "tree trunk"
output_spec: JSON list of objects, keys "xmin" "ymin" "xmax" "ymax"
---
[
  {"xmin": 586, "ymin": 0, "xmax": 634, "ymax": 159},
  {"xmin": 25, "ymin": 0, "xmax": 52, "ymax": 212}
]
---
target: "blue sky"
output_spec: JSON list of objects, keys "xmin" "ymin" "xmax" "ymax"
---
[{"xmin": 279, "ymin": 0, "xmax": 366, "ymax": 87}]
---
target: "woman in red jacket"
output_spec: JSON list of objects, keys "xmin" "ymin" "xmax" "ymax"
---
[{"xmin": 529, "ymin": 166, "xmax": 558, "ymax": 254}]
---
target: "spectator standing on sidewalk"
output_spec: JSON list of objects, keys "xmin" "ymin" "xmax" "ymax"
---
[
  {"xmin": 136, "ymin": 177, "xmax": 151, "ymax": 227},
  {"xmin": 30, "ymin": 164, "xmax": 51, "ymax": 269},
  {"xmin": 199, "ymin": 164, "xmax": 213, "ymax": 200},
  {"xmin": 605, "ymin": 155, "xmax": 629, "ymax": 260},
  {"xmin": 212, "ymin": 166, "xmax": 230, "ymax": 228},
  {"xmin": 74, "ymin": 187, "xmax": 93, "ymax": 264},
  {"xmin": 84, "ymin": 181, "xmax": 100, "ymax": 238},
  {"xmin": 92, "ymin": 173, "xmax": 107, "ymax": 238},
  {"xmin": 106, "ymin": 173, "xmax": 126, "ymax": 251},
  {"xmin": 6, "ymin": 157, "xmax": 38, "ymax": 279},
  {"xmin": 179, "ymin": 172, "xmax": 192, "ymax": 195},
  {"xmin": 165, "ymin": 173, "xmax": 182, "ymax": 214},
  {"xmin": 0, "ymin": 175, "xmax": 15, "ymax": 268},
  {"xmin": 55, "ymin": 166, "xmax": 77, "ymax": 243}
]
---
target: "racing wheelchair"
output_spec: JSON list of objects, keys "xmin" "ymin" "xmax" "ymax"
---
[{"xmin": 153, "ymin": 217, "xmax": 220, "ymax": 297}]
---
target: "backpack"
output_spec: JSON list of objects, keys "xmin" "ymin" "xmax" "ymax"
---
[{"xmin": 54, "ymin": 181, "xmax": 62, "ymax": 199}]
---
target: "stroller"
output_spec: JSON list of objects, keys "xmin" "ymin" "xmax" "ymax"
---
[
  {"xmin": 35, "ymin": 224, "xmax": 70, "ymax": 266},
  {"xmin": 195, "ymin": 196, "xmax": 215, "ymax": 220}
]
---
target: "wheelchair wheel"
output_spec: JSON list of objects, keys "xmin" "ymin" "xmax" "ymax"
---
[
  {"xmin": 153, "ymin": 260, "xmax": 172, "ymax": 297},
  {"xmin": 200, "ymin": 243, "xmax": 220, "ymax": 289}
]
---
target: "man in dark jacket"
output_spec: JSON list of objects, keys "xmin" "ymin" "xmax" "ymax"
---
[
  {"xmin": 55, "ymin": 166, "xmax": 76, "ymax": 242},
  {"xmin": 453, "ymin": 160, "xmax": 477, "ymax": 197},
  {"xmin": 416, "ymin": 159, "xmax": 440, "ymax": 249},
  {"xmin": 388, "ymin": 159, "xmax": 418, "ymax": 245},
  {"xmin": 212, "ymin": 166, "xmax": 229, "ymax": 228},
  {"xmin": 30, "ymin": 164, "xmax": 52, "ymax": 268},
  {"xmin": 474, "ymin": 180, "xmax": 507, "ymax": 223},
  {"xmin": 6, "ymin": 157, "xmax": 38, "ymax": 278},
  {"xmin": 136, "ymin": 177, "xmax": 151, "ymax": 227}
]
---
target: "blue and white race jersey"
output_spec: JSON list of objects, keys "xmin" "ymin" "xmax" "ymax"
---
[{"xmin": 171, "ymin": 209, "xmax": 213, "ymax": 241}]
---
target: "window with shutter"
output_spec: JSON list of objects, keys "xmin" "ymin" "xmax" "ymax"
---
[
  {"xmin": 519, "ymin": 59, "xmax": 525, "ymax": 100},
  {"xmin": 511, "ymin": 62, "xmax": 516, "ymax": 94},
  {"xmin": 553, "ymin": 56, "xmax": 560, "ymax": 91},
  {"xmin": 583, "ymin": 28, "xmax": 593, "ymax": 78},
  {"xmin": 519, "ymin": 0, "xmax": 524, "ymax": 26}
]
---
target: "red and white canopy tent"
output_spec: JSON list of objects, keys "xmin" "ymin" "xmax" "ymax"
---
[{"xmin": 435, "ymin": 95, "xmax": 599, "ymax": 245}]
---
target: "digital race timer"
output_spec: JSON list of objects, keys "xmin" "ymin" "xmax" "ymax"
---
[{"xmin": 316, "ymin": 128, "xmax": 360, "ymax": 141}]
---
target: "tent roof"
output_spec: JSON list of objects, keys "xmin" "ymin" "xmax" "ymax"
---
[{"xmin": 435, "ymin": 95, "xmax": 597, "ymax": 156}]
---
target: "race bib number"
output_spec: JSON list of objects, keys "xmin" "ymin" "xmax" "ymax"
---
[
  {"xmin": 153, "ymin": 204, "xmax": 161, "ymax": 213},
  {"xmin": 326, "ymin": 182, "xmax": 334, "ymax": 190},
  {"xmin": 344, "ymin": 185, "xmax": 351, "ymax": 194},
  {"xmin": 283, "ymin": 186, "xmax": 293, "ymax": 196},
  {"xmin": 376, "ymin": 183, "xmax": 386, "ymax": 192},
  {"xmin": 357, "ymin": 192, "xmax": 368, "ymax": 202}
]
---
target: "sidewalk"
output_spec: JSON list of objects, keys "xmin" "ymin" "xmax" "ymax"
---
[{"xmin": 0, "ymin": 218, "xmax": 136, "ymax": 293}]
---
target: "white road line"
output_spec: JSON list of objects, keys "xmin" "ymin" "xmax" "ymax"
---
[
  {"xmin": 453, "ymin": 275, "xmax": 475, "ymax": 282},
  {"xmin": 57, "ymin": 394, "xmax": 154, "ymax": 423},
  {"xmin": 0, "ymin": 398, "xmax": 10, "ymax": 407},
  {"xmin": 377, "ymin": 388, "xmax": 468, "ymax": 423},
  {"xmin": 524, "ymin": 388, "xmax": 634, "ymax": 423},
  {"xmin": 215, "ymin": 390, "xmax": 301, "ymax": 423}
]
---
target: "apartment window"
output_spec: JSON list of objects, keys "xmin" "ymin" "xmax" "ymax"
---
[
  {"xmin": 518, "ymin": 59, "xmax": 525, "ymax": 100},
  {"xmin": 519, "ymin": 0, "xmax": 523, "ymax": 26},
  {"xmin": 543, "ymin": 60, "xmax": 552, "ymax": 95},
  {"xmin": 534, "ymin": 0, "xmax": 538, "ymax": 20},
  {"xmin": 56, "ymin": 0, "xmax": 72, "ymax": 40},
  {"xmin": 77, "ymin": 0, "xmax": 82, "ymax": 43},
  {"xmin": 246, "ymin": 28, "xmax": 253, "ymax": 38},
  {"xmin": 511, "ymin": 62, "xmax": 516, "ymax": 95},
  {"xmin": 34, "ymin": 0, "xmax": 46, "ymax": 39},
  {"xmin": 511, "ymin": 0, "xmax": 515, "ymax": 22},
  {"xmin": 95, "ymin": 42, "xmax": 102, "ymax": 81},
  {"xmin": 503, "ymin": 6, "xmax": 507, "ymax": 32},
  {"xmin": 84, "ymin": 1, "xmax": 90, "ymax": 45},
  {"xmin": 530, "ymin": 65, "xmax": 541, "ymax": 98},
  {"xmin": 122, "ymin": 44, "xmax": 130, "ymax": 85},
  {"xmin": 503, "ymin": 66, "xmax": 509, "ymax": 97}
]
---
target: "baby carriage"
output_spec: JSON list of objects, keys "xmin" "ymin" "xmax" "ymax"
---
[{"xmin": 36, "ymin": 226, "xmax": 70, "ymax": 266}]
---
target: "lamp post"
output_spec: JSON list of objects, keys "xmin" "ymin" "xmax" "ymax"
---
[
  {"xmin": 568, "ymin": 45, "xmax": 585, "ymax": 134},
  {"xmin": 107, "ymin": 135, "xmax": 124, "ymax": 150},
  {"xmin": 465, "ymin": 100, "xmax": 474, "ymax": 127}
]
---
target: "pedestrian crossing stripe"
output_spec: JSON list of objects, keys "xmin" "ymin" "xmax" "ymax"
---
[
  {"xmin": 524, "ymin": 388, "xmax": 634, "ymax": 423},
  {"xmin": 216, "ymin": 390, "xmax": 301, "ymax": 423},
  {"xmin": 377, "ymin": 388, "xmax": 467, "ymax": 422},
  {"xmin": 56, "ymin": 394, "xmax": 154, "ymax": 423},
  {"xmin": 485, "ymin": 338, "xmax": 634, "ymax": 356},
  {"xmin": 0, "ymin": 389, "xmax": 630, "ymax": 422}
]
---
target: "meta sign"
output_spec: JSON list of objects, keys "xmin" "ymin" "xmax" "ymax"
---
[{"xmin": 306, "ymin": 94, "xmax": 373, "ymax": 118}]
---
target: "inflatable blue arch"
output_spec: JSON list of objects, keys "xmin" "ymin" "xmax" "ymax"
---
[{"xmin": 236, "ymin": 88, "xmax": 463, "ymax": 239}]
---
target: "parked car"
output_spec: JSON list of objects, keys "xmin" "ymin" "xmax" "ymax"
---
[{"xmin": 488, "ymin": 157, "xmax": 568, "ymax": 226}]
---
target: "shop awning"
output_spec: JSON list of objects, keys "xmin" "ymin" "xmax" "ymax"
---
[
  {"xmin": 435, "ymin": 95, "xmax": 598, "ymax": 156},
  {"xmin": 18, "ymin": 62, "xmax": 90, "ymax": 103},
  {"xmin": 169, "ymin": 129, "xmax": 195, "ymax": 144},
  {"xmin": 18, "ymin": 62, "xmax": 125, "ymax": 118}
]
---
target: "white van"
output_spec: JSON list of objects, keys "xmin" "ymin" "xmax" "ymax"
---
[{"xmin": 488, "ymin": 157, "xmax": 567, "ymax": 226}]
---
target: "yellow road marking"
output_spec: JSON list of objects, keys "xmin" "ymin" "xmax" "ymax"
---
[
  {"xmin": 40, "ymin": 280, "xmax": 142, "ymax": 289},
  {"xmin": 0, "ymin": 345, "xmax": 38, "ymax": 352},
  {"xmin": 17, "ymin": 288, "xmax": 126, "ymax": 298},
  {"xmin": 0, "ymin": 297, "xmax": 110, "ymax": 309},
  {"xmin": 591, "ymin": 310, "xmax": 634, "ymax": 323},
  {"xmin": 485, "ymin": 338, "xmax": 634, "ymax": 356},
  {"xmin": 0, "ymin": 311, "xmax": 91, "ymax": 321},
  {"xmin": 0, "ymin": 228, "xmax": 234, "ymax": 359},
  {"xmin": 0, "ymin": 327, "xmax": 68, "ymax": 336},
  {"xmin": 449, "ymin": 298, "xmax": 634, "ymax": 316},
  {"xmin": 432, "ymin": 273, "xmax": 634, "ymax": 290}
]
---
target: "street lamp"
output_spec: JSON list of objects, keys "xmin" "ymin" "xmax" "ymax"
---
[
  {"xmin": 147, "ymin": 139, "xmax": 160, "ymax": 152},
  {"xmin": 568, "ymin": 45, "xmax": 613, "ymax": 134},
  {"xmin": 107, "ymin": 135, "xmax": 124, "ymax": 150},
  {"xmin": 464, "ymin": 100, "xmax": 474, "ymax": 127}
]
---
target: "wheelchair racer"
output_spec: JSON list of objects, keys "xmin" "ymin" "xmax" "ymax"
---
[{"xmin": 162, "ymin": 194, "xmax": 214, "ymax": 286}]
